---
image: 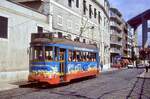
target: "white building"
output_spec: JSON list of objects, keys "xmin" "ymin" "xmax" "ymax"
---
[{"xmin": 0, "ymin": 0, "xmax": 52, "ymax": 82}]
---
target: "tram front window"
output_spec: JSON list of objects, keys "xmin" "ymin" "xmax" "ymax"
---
[{"xmin": 31, "ymin": 46, "xmax": 44, "ymax": 61}]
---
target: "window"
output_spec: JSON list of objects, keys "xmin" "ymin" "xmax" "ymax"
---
[
  {"xmin": 58, "ymin": 32, "xmax": 63, "ymax": 38},
  {"xmin": 73, "ymin": 51, "xmax": 77, "ymax": 62},
  {"xmin": 76, "ymin": 0, "xmax": 79, "ymax": 8},
  {"xmin": 37, "ymin": 26, "xmax": 43, "ymax": 33},
  {"xmin": 83, "ymin": 0, "xmax": 87, "ymax": 15},
  {"xmin": 68, "ymin": 50, "xmax": 73, "ymax": 62},
  {"xmin": 94, "ymin": 8, "xmax": 97, "ymax": 18},
  {"xmin": 68, "ymin": 0, "xmax": 72, "ymax": 7},
  {"xmin": 32, "ymin": 46, "xmax": 44, "ymax": 61},
  {"xmin": 45, "ymin": 46, "xmax": 53, "ymax": 61},
  {"xmin": 54, "ymin": 47, "xmax": 59, "ymax": 61},
  {"xmin": 57, "ymin": 15, "xmax": 63, "ymax": 26},
  {"xmin": 89, "ymin": 4, "xmax": 93, "ymax": 18},
  {"xmin": 83, "ymin": 39, "xmax": 86, "ymax": 43},
  {"xmin": 0, "ymin": 16, "xmax": 8, "ymax": 38},
  {"xmin": 98, "ymin": 11, "xmax": 101, "ymax": 24},
  {"xmin": 104, "ymin": 17, "xmax": 106, "ymax": 26}
]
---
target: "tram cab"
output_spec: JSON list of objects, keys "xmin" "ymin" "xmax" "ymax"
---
[{"xmin": 28, "ymin": 33, "xmax": 100, "ymax": 84}]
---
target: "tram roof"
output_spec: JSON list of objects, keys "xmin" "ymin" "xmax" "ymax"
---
[{"xmin": 31, "ymin": 37, "xmax": 98, "ymax": 51}]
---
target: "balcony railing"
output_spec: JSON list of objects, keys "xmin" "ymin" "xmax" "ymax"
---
[
  {"xmin": 110, "ymin": 22, "xmax": 122, "ymax": 31},
  {"xmin": 110, "ymin": 14, "xmax": 122, "ymax": 24},
  {"xmin": 111, "ymin": 32, "xmax": 122, "ymax": 38},
  {"xmin": 110, "ymin": 40, "xmax": 122, "ymax": 46},
  {"xmin": 110, "ymin": 48, "xmax": 122, "ymax": 54}
]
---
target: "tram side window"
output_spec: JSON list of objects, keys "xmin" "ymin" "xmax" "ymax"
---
[
  {"xmin": 82, "ymin": 52, "xmax": 87, "ymax": 61},
  {"xmin": 68, "ymin": 50, "xmax": 73, "ymax": 62},
  {"xmin": 76, "ymin": 51, "xmax": 81, "ymax": 62},
  {"xmin": 73, "ymin": 51, "xmax": 77, "ymax": 62},
  {"xmin": 45, "ymin": 46, "xmax": 53, "ymax": 61},
  {"xmin": 59, "ymin": 48, "xmax": 66, "ymax": 61},
  {"xmin": 88, "ymin": 52, "xmax": 92, "ymax": 61},
  {"xmin": 91, "ymin": 53, "xmax": 96, "ymax": 62},
  {"xmin": 80, "ymin": 52, "xmax": 84, "ymax": 61},
  {"xmin": 54, "ymin": 47, "xmax": 59, "ymax": 61}
]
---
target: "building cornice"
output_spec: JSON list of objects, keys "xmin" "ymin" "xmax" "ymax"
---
[{"xmin": 92, "ymin": 0, "xmax": 109, "ymax": 19}]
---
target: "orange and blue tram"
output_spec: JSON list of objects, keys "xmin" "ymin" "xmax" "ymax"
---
[{"xmin": 28, "ymin": 33, "xmax": 100, "ymax": 84}]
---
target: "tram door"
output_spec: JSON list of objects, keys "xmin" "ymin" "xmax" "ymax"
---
[{"xmin": 59, "ymin": 48, "xmax": 66, "ymax": 81}]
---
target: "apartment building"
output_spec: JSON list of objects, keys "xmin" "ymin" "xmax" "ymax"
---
[
  {"xmin": 110, "ymin": 7, "xmax": 123, "ymax": 65},
  {"xmin": 110, "ymin": 7, "xmax": 133, "ymax": 66},
  {"xmin": 122, "ymin": 22, "xmax": 132, "ymax": 59}
]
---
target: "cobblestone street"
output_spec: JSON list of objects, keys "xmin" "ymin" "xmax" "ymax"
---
[{"xmin": 0, "ymin": 69, "xmax": 149, "ymax": 99}]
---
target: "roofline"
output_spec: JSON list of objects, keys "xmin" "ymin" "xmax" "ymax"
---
[
  {"xmin": 110, "ymin": 7, "xmax": 122, "ymax": 17},
  {"xmin": 92, "ymin": 0, "xmax": 110, "ymax": 19},
  {"xmin": 7, "ymin": 0, "xmax": 47, "ymax": 16}
]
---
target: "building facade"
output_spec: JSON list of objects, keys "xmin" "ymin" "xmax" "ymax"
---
[
  {"xmin": 110, "ymin": 7, "xmax": 123, "ymax": 65},
  {"xmin": 49, "ymin": 0, "xmax": 110, "ymax": 68},
  {"xmin": 110, "ymin": 7, "xmax": 133, "ymax": 67},
  {"xmin": 122, "ymin": 23, "xmax": 132, "ymax": 59},
  {"xmin": 0, "ymin": 0, "xmax": 51, "ymax": 82}
]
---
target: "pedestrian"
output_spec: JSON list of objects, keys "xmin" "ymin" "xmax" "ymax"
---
[
  {"xmin": 145, "ymin": 61, "xmax": 149, "ymax": 72},
  {"xmin": 101, "ymin": 61, "xmax": 103, "ymax": 71}
]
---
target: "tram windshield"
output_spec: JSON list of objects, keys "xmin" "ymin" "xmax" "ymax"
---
[{"xmin": 30, "ymin": 46, "xmax": 54, "ymax": 61}]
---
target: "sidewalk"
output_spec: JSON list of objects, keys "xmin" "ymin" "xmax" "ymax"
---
[
  {"xmin": 101, "ymin": 67, "xmax": 127, "ymax": 74},
  {"xmin": 137, "ymin": 70, "xmax": 150, "ymax": 79},
  {"xmin": 0, "ymin": 83, "xmax": 18, "ymax": 91}
]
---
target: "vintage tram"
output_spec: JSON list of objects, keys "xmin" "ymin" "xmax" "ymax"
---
[{"xmin": 28, "ymin": 33, "xmax": 100, "ymax": 84}]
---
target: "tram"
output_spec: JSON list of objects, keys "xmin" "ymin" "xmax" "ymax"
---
[{"xmin": 28, "ymin": 33, "xmax": 100, "ymax": 84}]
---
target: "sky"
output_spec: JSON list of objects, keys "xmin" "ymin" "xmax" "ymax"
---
[
  {"xmin": 108, "ymin": 0, "xmax": 150, "ymax": 45},
  {"xmin": 108, "ymin": 0, "xmax": 150, "ymax": 21}
]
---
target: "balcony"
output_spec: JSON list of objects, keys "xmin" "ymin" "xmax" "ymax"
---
[
  {"xmin": 110, "ymin": 22, "xmax": 122, "ymax": 32},
  {"xmin": 110, "ymin": 14, "xmax": 122, "ymax": 24},
  {"xmin": 110, "ymin": 48, "xmax": 122, "ymax": 54},
  {"xmin": 110, "ymin": 40, "xmax": 122, "ymax": 46},
  {"xmin": 111, "ymin": 32, "xmax": 122, "ymax": 38}
]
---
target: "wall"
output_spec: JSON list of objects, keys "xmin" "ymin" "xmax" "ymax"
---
[{"xmin": 0, "ymin": 0, "xmax": 51, "ymax": 82}]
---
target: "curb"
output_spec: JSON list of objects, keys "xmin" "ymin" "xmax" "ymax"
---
[
  {"xmin": 0, "ymin": 84, "xmax": 18, "ymax": 91},
  {"xmin": 137, "ymin": 72, "xmax": 150, "ymax": 79},
  {"xmin": 101, "ymin": 67, "xmax": 127, "ymax": 74}
]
